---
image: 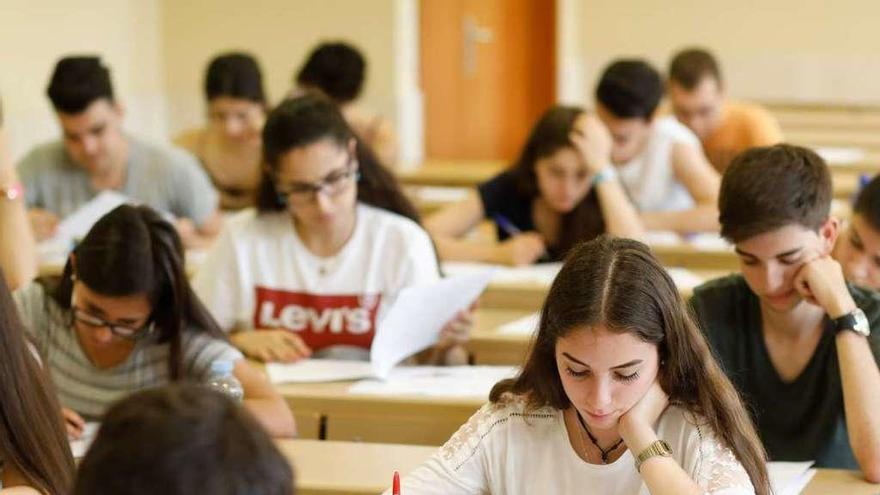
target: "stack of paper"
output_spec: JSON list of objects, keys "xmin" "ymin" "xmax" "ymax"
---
[
  {"xmin": 767, "ymin": 461, "xmax": 816, "ymax": 495},
  {"xmin": 347, "ymin": 365, "xmax": 518, "ymax": 398},
  {"xmin": 265, "ymin": 271, "xmax": 494, "ymax": 383}
]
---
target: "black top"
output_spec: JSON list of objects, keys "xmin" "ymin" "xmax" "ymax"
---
[
  {"xmin": 477, "ymin": 171, "xmax": 604, "ymax": 262},
  {"xmin": 690, "ymin": 274, "xmax": 880, "ymax": 469}
]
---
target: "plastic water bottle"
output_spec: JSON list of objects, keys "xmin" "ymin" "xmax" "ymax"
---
[{"xmin": 206, "ymin": 360, "xmax": 244, "ymax": 403}]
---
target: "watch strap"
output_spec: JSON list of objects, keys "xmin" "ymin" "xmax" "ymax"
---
[{"xmin": 635, "ymin": 439, "xmax": 672, "ymax": 472}]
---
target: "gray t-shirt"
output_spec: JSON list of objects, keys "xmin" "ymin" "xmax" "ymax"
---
[
  {"xmin": 18, "ymin": 136, "xmax": 218, "ymax": 226},
  {"xmin": 690, "ymin": 274, "xmax": 880, "ymax": 469},
  {"xmin": 12, "ymin": 282, "xmax": 242, "ymax": 420}
]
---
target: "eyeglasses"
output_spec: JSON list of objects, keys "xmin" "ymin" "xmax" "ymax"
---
[
  {"xmin": 70, "ymin": 306, "xmax": 155, "ymax": 340},
  {"xmin": 274, "ymin": 157, "xmax": 359, "ymax": 206}
]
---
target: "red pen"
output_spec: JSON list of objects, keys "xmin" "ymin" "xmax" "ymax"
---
[{"xmin": 392, "ymin": 471, "xmax": 401, "ymax": 495}]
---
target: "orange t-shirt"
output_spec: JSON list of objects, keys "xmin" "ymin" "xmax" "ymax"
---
[{"xmin": 702, "ymin": 101, "xmax": 783, "ymax": 172}]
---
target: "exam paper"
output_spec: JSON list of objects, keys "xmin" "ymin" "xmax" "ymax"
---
[
  {"xmin": 265, "ymin": 271, "xmax": 494, "ymax": 383},
  {"xmin": 348, "ymin": 365, "xmax": 518, "ymax": 398},
  {"xmin": 767, "ymin": 461, "xmax": 816, "ymax": 495},
  {"xmin": 443, "ymin": 261, "xmax": 562, "ymax": 286},
  {"xmin": 815, "ymin": 146, "xmax": 867, "ymax": 165},
  {"xmin": 69, "ymin": 422, "xmax": 100, "ymax": 458},
  {"xmin": 38, "ymin": 191, "xmax": 131, "ymax": 263},
  {"xmin": 665, "ymin": 268, "xmax": 706, "ymax": 292}
]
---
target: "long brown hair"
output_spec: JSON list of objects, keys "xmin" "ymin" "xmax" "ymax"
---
[
  {"xmin": 509, "ymin": 105, "xmax": 605, "ymax": 259},
  {"xmin": 0, "ymin": 270, "xmax": 75, "ymax": 494},
  {"xmin": 490, "ymin": 235, "xmax": 770, "ymax": 494}
]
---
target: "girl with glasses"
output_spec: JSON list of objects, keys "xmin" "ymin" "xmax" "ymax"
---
[
  {"xmin": 10, "ymin": 205, "xmax": 296, "ymax": 439},
  {"xmin": 194, "ymin": 95, "xmax": 471, "ymax": 363}
]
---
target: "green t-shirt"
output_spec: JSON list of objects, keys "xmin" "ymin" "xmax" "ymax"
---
[{"xmin": 690, "ymin": 274, "xmax": 880, "ymax": 469}]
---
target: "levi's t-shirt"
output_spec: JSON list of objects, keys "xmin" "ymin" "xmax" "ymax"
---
[{"xmin": 193, "ymin": 204, "xmax": 440, "ymax": 355}]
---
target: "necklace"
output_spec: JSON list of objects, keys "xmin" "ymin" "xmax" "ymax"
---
[{"xmin": 575, "ymin": 409, "xmax": 624, "ymax": 464}]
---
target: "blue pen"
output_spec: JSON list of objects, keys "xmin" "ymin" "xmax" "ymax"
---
[{"xmin": 492, "ymin": 214, "xmax": 551, "ymax": 263}]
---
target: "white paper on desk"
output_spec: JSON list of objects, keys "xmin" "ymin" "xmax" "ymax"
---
[
  {"xmin": 412, "ymin": 186, "xmax": 470, "ymax": 203},
  {"xmin": 665, "ymin": 268, "xmax": 705, "ymax": 292},
  {"xmin": 816, "ymin": 146, "xmax": 866, "ymax": 165},
  {"xmin": 69, "ymin": 422, "xmax": 100, "ymax": 458},
  {"xmin": 443, "ymin": 261, "xmax": 562, "ymax": 286},
  {"xmin": 38, "ymin": 191, "xmax": 131, "ymax": 263},
  {"xmin": 497, "ymin": 312, "xmax": 540, "ymax": 335},
  {"xmin": 371, "ymin": 271, "xmax": 494, "ymax": 379},
  {"xmin": 265, "ymin": 272, "xmax": 493, "ymax": 383},
  {"xmin": 348, "ymin": 365, "xmax": 518, "ymax": 398},
  {"xmin": 645, "ymin": 231, "xmax": 731, "ymax": 252},
  {"xmin": 767, "ymin": 461, "xmax": 816, "ymax": 495}
]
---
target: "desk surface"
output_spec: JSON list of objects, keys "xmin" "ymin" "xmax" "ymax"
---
[{"xmin": 282, "ymin": 439, "xmax": 880, "ymax": 495}]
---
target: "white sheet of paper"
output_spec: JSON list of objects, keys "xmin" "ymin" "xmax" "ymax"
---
[
  {"xmin": 767, "ymin": 461, "xmax": 816, "ymax": 495},
  {"xmin": 443, "ymin": 261, "xmax": 562, "ymax": 286},
  {"xmin": 411, "ymin": 186, "xmax": 470, "ymax": 203},
  {"xmin": 665, "ymin": 268, "xmax": 705, "ymax": 292},
  {"xmin": 348, "ymin": 365, "xmax": 518, "ymax": 398},
  {"xmin": 497, "ymin": 312, "xmax": 540, "ymax": 335},
  {"xmin": 56, "ymin": 191, "xmax": 130, "ymax": 241},
  {"xmin": 264, "ymin": 272, "xmax": 493, "ymax": 384},
  {"xmin": 644, "ymin": 231, "xmax": 731, "ymax": 252},
  {"xmin": 265, "ymin": 359, "xmax": 376, "ymax": 383},
  {"xmin": 371, "ymin": 271, "xmax": 494, "ymax": 379},
  {"xmin": 815, "ymin": 146, "xmax": 867, "ymax": 165},
  {"xmin": 69, "ymin": 422, "xmax": 100, "ymax": 458}
]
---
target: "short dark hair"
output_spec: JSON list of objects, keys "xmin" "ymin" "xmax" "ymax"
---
[
  {"xmin": 296, "ymin": 42, "xmax": 366, "ymax": 103},
  {"xmin": 854, "ymin": 175, "xmax": 880, "ymax": 231},
  {"xmin": 74, "ymin": 385, "xmax": 294, "ymax": 495},
  {"xmin": 595, "ymin": 59, "xmax": 662, "ymax": 120},
  {"xmin": 719, "ymin": 144, "xmax": 831, "ymax": 242},
  {"xmin": 668, "ymin": 47, "xmax": 723, "ymax": 90},
  {"xmin": 46, "ymin": 56, "xmax": 114, "ymax": 113},
  {"xmin": 205, "ymin": 52, "xmax": 266, "ymax": 104}
]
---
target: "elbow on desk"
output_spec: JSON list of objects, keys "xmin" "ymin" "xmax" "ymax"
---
[{"xmin": 857, "ymin": 453, "xmax": 880, "ymax": 483}]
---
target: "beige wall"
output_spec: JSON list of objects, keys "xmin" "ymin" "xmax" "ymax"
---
[
  {"xmin": 0, "ymin": 0, "xmax": 166, "ymax": 161},
  {"xmin": 580, "ymin": 0, "xmax": 880, "ymax": 105},
  {"xmin": 161, "ymin": 0, "xmax": 398, "ymax": 137}
]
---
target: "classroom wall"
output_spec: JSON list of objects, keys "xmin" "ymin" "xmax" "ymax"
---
[
  {"xmin": 0, "ymin": 0, "xmax": 167, "ymax": 161},
  {"xmin": 579, "ymin": 0, "xmax": 880, "ymax": 105},
  {"xmin": 160, "ymin": 0, "xmax": 399, "ymax": 139}
]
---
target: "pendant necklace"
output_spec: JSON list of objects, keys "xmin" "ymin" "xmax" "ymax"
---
[{"xmin": 575, "ymin": 409, "xmax": 624, "ymax": 464}]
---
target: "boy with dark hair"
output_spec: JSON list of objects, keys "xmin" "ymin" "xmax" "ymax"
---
[
  {"xmin": 19, "ymin": 56, "xmax": 220, "ymax": 244},
  {"xmin": 667, "ymin": 47, "xmax": 782, "ymax": 172},
  {"xmin": 293, "ymin": 42, "xmax": 398, "ymax": 166},
  {"xmin": 594, "ymin": 59, "xmax": 721, "ymax": 233},
  {"xmin": 690, "ymin": 144, "xmax": 880, "ymax": 479},
  {"xmin": 74, "ymin": 384, "xmax": 294, "ymax": 495},
  {"xmin": 833, "ymin": 174, "xmax": 880, "ymax": 289}
]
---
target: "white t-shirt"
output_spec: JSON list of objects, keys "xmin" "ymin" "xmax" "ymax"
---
[
  {"xmin": 193, "ymin": 204, "xmax": 440, "ymax": 354},
  {"xmin": 616, "ymin": 116, "xmax": 702, "ymax": 212},
  {"xmin": 389, "ymin": 395, "xmax": 755, "ymax": 495}
]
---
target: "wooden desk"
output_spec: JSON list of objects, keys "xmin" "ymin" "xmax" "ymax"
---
[
  {"xmin": 834, "ymin": 170, "xmax": 863, "ymax": 200},
  {"xmin": 278, "ymin": 380, "xmax": 486, "ymax": 446},
  {"xmin": 397, "ymin": 159, "xmax": 504, "ymax": 187},
  {"xmin": 279, "ymin": 439, "xmax": 434, "ymax": 495},
  {"xmin": 281, "ymin": 439, "xmax": 880, "ymax": 495}
]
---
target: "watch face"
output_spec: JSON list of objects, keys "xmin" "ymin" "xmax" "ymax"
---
[{"xmin": 853, "ymin": 309, "xmax": 871, "ymax": 336}]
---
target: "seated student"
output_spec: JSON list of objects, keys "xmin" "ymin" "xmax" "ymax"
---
[
  {"xmin": 175, "ymin": 52, "xmax": 266, "ymax": 211},
  {"xmin": 392, "ymin": 236, "xmax": 770, "ymax": 495},
  {"xmin": 0, "ymin": 98, "xmax": 37, "ymax": 290},
  {"xmin": 833, "ymin": 174, "xmax": 880, "ymax": 290},
  {"xmin": 18, "ymin": 56, "xmax": 221, "ymax": 245},
  {"xmin": 10, "ymin": 204, "xmax": 296, "ymax": 438},
  {"xmin": 193, "ymin": 95, "xmax": 470, "ymax": 363},
  {"xmin": 690, "ymin": 145, "xmax": 880, "ymax": 479},
  {"xmin": 667, "ymin": 47, "xmax": 783, "ymax": 172},
  {"xmin": 595, "ymin": 59, "xmax": 721, "ymax": 233},
  {"xmin": 0, "ymin": 274, "xmax": 75, "ymax": 494},
  {"xmin": 74, "ymin": 384, "xmax": 294, "ymax": 495},
  {"xmin": 293, "ymin": 42, "xmax": 398, "ymax": 167},
  {"xmin": 426, "ymin": 105, "xmax": 645, "ymax": 265}
]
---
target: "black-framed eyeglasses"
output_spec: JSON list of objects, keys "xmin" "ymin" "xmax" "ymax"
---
[
  {"xmin": 274, "ymin": 155, "xmax": 359, "ymax": 206},
  {"xmin": 69, "ymin": 306, "xmax": 155, "ymax": 340}
]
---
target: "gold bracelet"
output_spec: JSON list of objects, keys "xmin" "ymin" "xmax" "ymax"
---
[{"xmin": 634, "ymin": 439, "xmax": 672, "ymax": 472}]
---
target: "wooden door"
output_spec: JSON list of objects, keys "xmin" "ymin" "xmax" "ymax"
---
[{"xmin": 421, "ymin": 0, "xmax": 556, "ymax": 161}]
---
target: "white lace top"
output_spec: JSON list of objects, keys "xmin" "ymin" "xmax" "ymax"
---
[{"xmin": 388, "ymin": 395, "xmax": 755, "ymax": 495}]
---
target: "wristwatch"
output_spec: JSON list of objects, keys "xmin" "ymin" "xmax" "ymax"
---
[
  {"xmin": 635, "ymin": 439, "xmax": 672, "ymax": 472},
  {"xmin": 832, "ymin": 308, "xmax": 870, "ymax": 337},
  {"xmin": 0, "ymin": 181, "xmax": 22, "ymax": 201},
  {"xmin": 591, "ymin": 166, "xmax": 618, "ymax": 187}
]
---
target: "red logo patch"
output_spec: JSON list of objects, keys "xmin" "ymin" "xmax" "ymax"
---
[{"xmin": 253, "ymin": 286, "xmax": 382, "ymax": 352}]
